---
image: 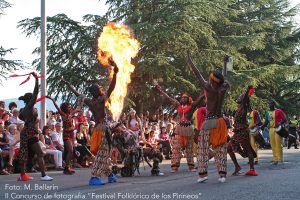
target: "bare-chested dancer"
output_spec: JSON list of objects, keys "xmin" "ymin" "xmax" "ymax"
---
[
  {"xmin": 187, "ymin": 52, "xmax": 230, "ymax": 183},
  {"xmin": 63, "ymin": 59, "xmax": 118, "ymax": 185}
]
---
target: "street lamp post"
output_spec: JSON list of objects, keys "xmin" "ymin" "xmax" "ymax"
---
[{"xmin": 40, "ymin": 0, "xmax": 47, "ymax": 127}]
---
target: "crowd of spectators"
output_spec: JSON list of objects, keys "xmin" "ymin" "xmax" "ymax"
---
[
  {"xmin": 0, "ymin": 100, "xmax": 178, "ymax": 176},
  {"xmin": 1, "ymin": 99, "xmax": 299, "ymax": 176}
]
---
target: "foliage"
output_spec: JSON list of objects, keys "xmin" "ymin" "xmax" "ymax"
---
[
  {"xmin": 0, "ymin": 0, "xmax": 10, "ymax": 15},
  {"xmin": 0, "ymin": 0, "xmax": 23, "ymax": 85},
  {"xmin": 18, "ymin": 14, "xmax": 108, "ymax": 101},
  {"xmin": 18, "ymin": 0, "xmax": 300, "ymax": 115}
]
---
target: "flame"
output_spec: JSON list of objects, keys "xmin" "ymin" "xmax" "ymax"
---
[{"xmin": 97, "ymin": 22, "xmax": 140, "ymax": 121}]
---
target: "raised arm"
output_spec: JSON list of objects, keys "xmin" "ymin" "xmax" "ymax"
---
[
  {"xmin": 236, "ymin": 85, "xmax": 253, "ymax": 105},
  {"xmin": 106, "ymin": 59, "xmax": 119, "ymax": 98},
  {"xmin": 46, "ymin": 96, "xmax": 67, "ymax": 118},
  {"xmin": 186, "ymin": 51, "xmax": 207, "ymax": 87},
  {"xmin": 155, "ymin": 85, "xmax": 179, "ymax": 107},
  {"xmin": 62, "ymin": 78, "xmax": 81, "ymax": 97},
  {"xmin": 222, "ymin": 55, "xmax": 230, "ymax": 77},
  {"xmin": 191, "ymin": 94, "xmax": 205, "ymax": 108},
  {"xmin": 27, "ymin": 73, "xmax": 39, "ymax": 108},
  {"xmin": 71, "ymin": 109, "xmax": 82, "ymax": 117}
]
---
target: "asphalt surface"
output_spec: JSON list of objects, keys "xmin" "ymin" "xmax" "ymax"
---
[{"xmin": 1, "ymin": 148, "xmax": 300, "ymax": 200}]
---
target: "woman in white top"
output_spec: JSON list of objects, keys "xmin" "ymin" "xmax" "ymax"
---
[
  {"xmin": 40, "ymin": 126, "xmax": 63, "ymax": 170},
  {"xmin": 126, "ymin": 108, "xmax": 143, "ymax": 143},
  {"xmin": 7, "ymin": 124, "xmax": 20, "ymax": 168}
]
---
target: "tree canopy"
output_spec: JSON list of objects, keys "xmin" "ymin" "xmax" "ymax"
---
[
  {"xmin": 0, "ymin": 0, "xmax": 10, "ymax": 15},
  {"xmin": 0, "ymin": 0, "xmax": 23, "ymax": 84},
  {"xmin": 17, "ymin": 0, "xmax": 300, "ymax": 115},
  {"xmin": 18, "ymin": 14, "xmax": 107, "ymax": 100}
]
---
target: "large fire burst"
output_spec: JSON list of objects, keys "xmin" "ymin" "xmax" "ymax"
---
[{"xmin": 97, "ymin": 22, "xmax": 140, "ymax": 121}]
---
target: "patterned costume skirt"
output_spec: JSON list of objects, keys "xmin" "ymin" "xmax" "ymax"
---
[
  {"xmin": 175, "ymin": 124, "xmax": 194, "ymax": 136},
  {"xmin": 201, "ymin": 118, "xmax": 228, "ymax": 147},
  {"xmin": 198, "ymin": 118, "xmax": 228, "ymax": 176},
  {"xmin": 18, "ymin": 127, "xmax": 39, "ymax": 163},
  {"xmin": 91, "ymin": 124, "xmax": 111, "ymax": 177},
  {"xmin": 171, "ymin": 125, "xmax": 195, "ymax": 169}
]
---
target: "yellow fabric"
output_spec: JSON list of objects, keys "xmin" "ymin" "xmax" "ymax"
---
[
  {"xmin": 209, "ymin": 118, "xmax": 228, "ymax": 148},
  {"xmin": 249, "ymin": 111, "xmax": 258, "ymax": 162},
  {"xmin": 90, "ymin": 127, "xmax": 103, "ymax": 155},
  {"xmin": 192, "ymin": 110, "xmax": 198, "ymax": 129},
  {"xmin": 269, "ymin": 111, "xmax": 276, "ymax": 128},
  {"xmin": 248, "ymin": 111, "xmax": 255, "ymax": 128},
  {"xmin": 250, "ymin": 134, "xmax": 259, "ymax": 162},
  {"xmin": 269, "ymin": 127, "xmax": 283, "ymax": 162},
  {"xmin": 193, "ymin": 142, "xmax": 197, "ymax": 156}
]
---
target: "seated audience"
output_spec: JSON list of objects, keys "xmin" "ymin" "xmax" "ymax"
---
[{"xmin": 40, "ymin": 126, "xmax": 63, "ymax": 170}]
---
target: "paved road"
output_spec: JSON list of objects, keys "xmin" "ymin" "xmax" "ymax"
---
[{"xmin": 1, "ymin": 148, "xmax": 300, "ymax": 200}]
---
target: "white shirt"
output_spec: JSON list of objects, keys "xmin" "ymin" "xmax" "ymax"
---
[
  {"xmin": 154, "ymin": 130, "xmax": 160, "ymax": 140},
  {"xmin": 50, "ymin": 131, "xmax": 64, "ymax": 146},
  {"xmin": 9, "ymin": 116, "xmax": 23, "ymax": 125},
  {"xmin": 129, "ymin": 118, "xmax": 140, "ymax": 131},
  {"xmin": 7, "ymin": 132, "xmax": 20, "ymax": 149}
]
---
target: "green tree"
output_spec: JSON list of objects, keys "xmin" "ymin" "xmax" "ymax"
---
[
  {"xmin": 0, "ymin": 0, "xmax": 23, "ymax": 84},
  {"xmin": 18, "ymin": 14, "xmax": 107, "ymax": 101},
  {"xmin": 216, "ymin": 0, "xmax": 300, "ymax": 114},
  {"xmin": 0, "ymin": 0, "xmax": 10, "ymax": 14},
  {"xmin": 105, "ymin": 0, "xmax": 235, "ymax": 113},
  {"xmin": 18, "ymin": 0, "xmax": 300, "ymax": 115}
]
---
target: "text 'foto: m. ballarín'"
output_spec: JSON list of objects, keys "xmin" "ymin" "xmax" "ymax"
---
[{"xmin": 4, "ymin": 184, "xmax": 59, "ymax": 191}]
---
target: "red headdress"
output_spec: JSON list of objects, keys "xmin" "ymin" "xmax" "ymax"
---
[
  {"xmin": 248, "ymin": 86, "xmax": 255, "ymax": 96},
  {"xmin": 181, "ymin": 93, "xmax": 193, "ymax": 104}
]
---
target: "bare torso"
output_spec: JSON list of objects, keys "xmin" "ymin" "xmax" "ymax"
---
[
  {"xmin": 234, "ymin": 93, "xmax": 249, "ymax": 129},
  {"xmin": 205, "ymin": 83, "xmax": 228, "ymax": 117},
  {"xmin": 84, "ymin": 96, "xmax": 107, "ymax": 125}
]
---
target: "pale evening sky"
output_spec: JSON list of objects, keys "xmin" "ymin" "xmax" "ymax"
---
[
  {"xmin": 0, "ymin": 0, "xmax": 107, "ymax": 99},
  {"xmin": 0, "ymin": 0, "xmax": 299, "ymax": 100}
]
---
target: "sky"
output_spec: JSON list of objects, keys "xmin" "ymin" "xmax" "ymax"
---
[
  {"xmin": 0, "ymin": 0, "xmax": 108, "ymax": 100},
  {"xmin": 0, "ymin": 0, "xmax": 299, "ymax": 101}
]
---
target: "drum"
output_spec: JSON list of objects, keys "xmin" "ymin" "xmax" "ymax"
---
[
  {"xmin": 275, "ymin": 124, "xmax": 289, "ymax": 138},
  {"xmin": 250, "ymin": 126, "xmax": 265, "ymax": 147}
]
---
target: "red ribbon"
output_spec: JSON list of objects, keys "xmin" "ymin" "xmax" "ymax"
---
[
  {"xmin": 36, "ymin": 96, "xmax": 47, "ymax": 103},
  {"xmin": 9, "ymin": 73, "xmax": 31, "ymax": 77},
  {"xmin": 248, "ymin": 87, "xmax": 255, "ymax": 96},
  {"xmin": 9, "ymin": 73, "xmax": 44, "ymax": 85}
]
